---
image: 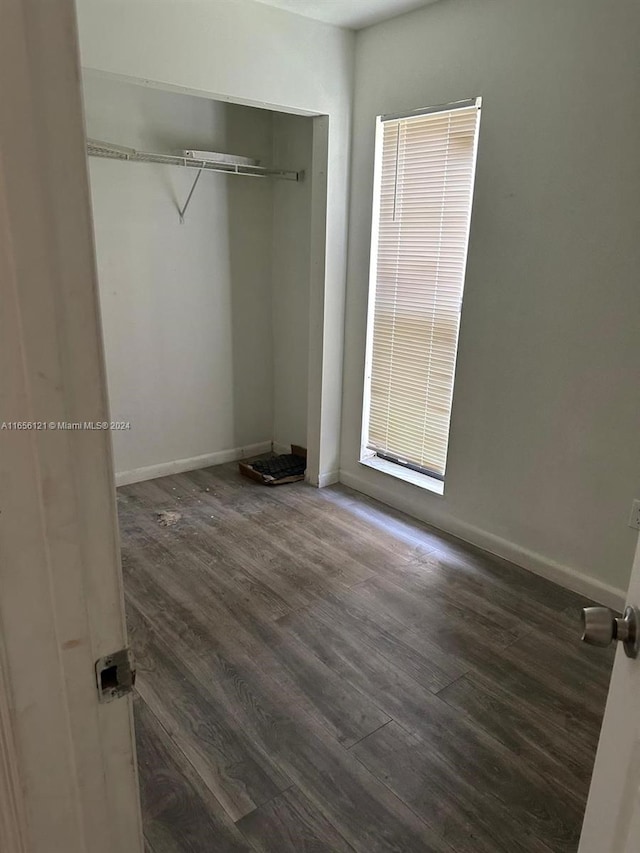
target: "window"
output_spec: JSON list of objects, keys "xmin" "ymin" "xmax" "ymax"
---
[{"xmin": 361, "ymin": 98, "xmax": 481, "ymax": 491}]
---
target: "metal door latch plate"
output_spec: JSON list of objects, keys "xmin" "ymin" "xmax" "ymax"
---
[{"xmin": 95, "ymin": 648, "xmax": 136, "ymax": 703}]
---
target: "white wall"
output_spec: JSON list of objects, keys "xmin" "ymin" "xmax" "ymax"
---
[
  {"xmin": 76, "ymin": 0, "xmax": 354, "ymax": 485},
  {"xmin": 341, "ymin": 0, "xmax": 640, "ymax": 600},
  {"xmin": 84, "ymin": 76, "xmax": 275, "ymax": 479},
  {"xmin": 272, "ymin": 113, "xmax": 314, "ymax": 451}
]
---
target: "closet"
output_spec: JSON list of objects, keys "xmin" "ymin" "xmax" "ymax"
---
[{"xmin": 83, "ymin": 75, "xmax": 314, "ymax": 485}]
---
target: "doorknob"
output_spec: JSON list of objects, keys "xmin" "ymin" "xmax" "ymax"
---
[{"xmin": 581, "ymin": 605, "xmax": 640, "ymax": 659}]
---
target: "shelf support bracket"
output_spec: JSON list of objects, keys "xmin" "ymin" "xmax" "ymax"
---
[{"xmin": 178, "ymin": 168, "xmax": 203, "ymax": 224}]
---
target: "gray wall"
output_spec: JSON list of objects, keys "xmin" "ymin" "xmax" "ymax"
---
[
  {"xmin": 341, "ymin": 0, "xmax": 640, "ymax": 597},
  {"xmin": 84, "ymin": 76, "xmax": 309, "ymax": 478}
]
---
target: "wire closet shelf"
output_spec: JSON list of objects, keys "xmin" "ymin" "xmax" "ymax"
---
[
  {"xmin": 86, "ymin": 139, "xmax": 302, "ymax": 222},
  {"xmin": 86, "ymin": 139, "xmax": 301, "ymax": 181}
]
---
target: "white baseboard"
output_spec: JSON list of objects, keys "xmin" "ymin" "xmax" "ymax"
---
[
  {"xmin": 272, "ymin": 441, "xmax": 290, "ymax": 456},
  {"xmin": 317, "ymin": 469, "xmax": 340, "ymax": 488},
  {"xmin": 114, "ymin": 441, "xmax": 272, "ymax": 487},
  {"xmin": 339, "ymin": 468, "xmax": 626, "ymax": 610},
  {"xmin": 305, "ymin": 469, "xmax": 339, "ymax": 488}
]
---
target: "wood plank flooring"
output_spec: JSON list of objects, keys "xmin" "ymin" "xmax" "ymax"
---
[{"xmin": 118, "ymin": 462, "xmax": 615, "ymax": 853}]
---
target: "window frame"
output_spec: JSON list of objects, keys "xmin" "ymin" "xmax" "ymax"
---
[{"xmin": 359, "ymin": 99, "xmax": 482, "ymax": 494}]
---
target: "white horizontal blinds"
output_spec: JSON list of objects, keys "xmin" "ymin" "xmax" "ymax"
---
[{"xmin": 367, "ymin": 104, "xmax": 479, "ymax": 477}]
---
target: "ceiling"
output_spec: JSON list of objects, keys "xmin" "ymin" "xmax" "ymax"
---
[{"xmin": 250, "ymin": 0, "xmax": 440, "ymax": 30}]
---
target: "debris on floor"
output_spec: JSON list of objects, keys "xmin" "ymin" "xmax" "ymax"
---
[
  {"xmin": 156, "ymin": 510, "xmax": 182, "ymax": 527},
  {"xmin": 239, "ymin": 445, "xmax": 306, "ymax": 485}
]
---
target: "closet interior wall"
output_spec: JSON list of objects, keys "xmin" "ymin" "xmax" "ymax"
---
[
  {"xmin": 271, "ymin": 112, "xmax": 313, "ymax": 454},
  {"xmin": 83, "ymin": 75, "xmax": 312, "ymax": 483}
]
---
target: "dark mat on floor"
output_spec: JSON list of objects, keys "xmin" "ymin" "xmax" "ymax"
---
[{"xmin": 239, "ymin": 451, "xmax": 306, "ymax": 485}]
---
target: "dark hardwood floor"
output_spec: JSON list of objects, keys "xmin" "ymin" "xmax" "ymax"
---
[{"xmin": 117, "ymin": 462, "xmax": 615, "ymax": 853}]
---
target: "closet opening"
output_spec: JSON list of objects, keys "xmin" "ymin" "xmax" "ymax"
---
[{"xmin": 83, "ymin": 73, "xmax": 326, "ymax": 489}]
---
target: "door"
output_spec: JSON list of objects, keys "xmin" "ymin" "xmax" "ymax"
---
[
  {"xmin": 0, "ymin": 1, "xmax": 143, "ymax": 851},
  {"xmin": 579, "ymin": 535, "xmax": 640, "ymax": 852}
]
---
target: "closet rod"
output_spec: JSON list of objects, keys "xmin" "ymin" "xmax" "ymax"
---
[{"xmin": 86, "ymin": 139, "xmax": 302, "ymax": 181}]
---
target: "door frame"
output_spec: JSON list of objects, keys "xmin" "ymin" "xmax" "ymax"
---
[{"xmin": 0, "ymin": 2, "xmax": 143, "ymax": 850}]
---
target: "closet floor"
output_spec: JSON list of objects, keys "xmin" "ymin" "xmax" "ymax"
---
[{"xmin": 118, "ymin": 462, "xmax": 614, "ymax": 853}]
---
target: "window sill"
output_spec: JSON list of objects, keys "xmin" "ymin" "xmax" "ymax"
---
[{"xmin": 359, "ymin": 455, "xmax": 445, "ymax": 496}]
